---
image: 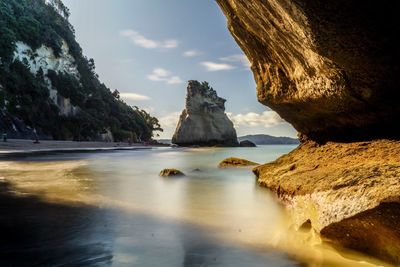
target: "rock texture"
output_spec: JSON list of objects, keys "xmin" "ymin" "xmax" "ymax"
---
[
  {"xmin": 14, "ymin": 41, "xmax": 79, "ymax": 116},
  {"xmin": 172, "ymin": 81, "xmax": 238, "ymax": 147},
  {"xmin": 159, "ymin": 169, "xmax": 185, "ymax": 177},
  {"xmin": 239, "ymin": 140, "xmax": 256, "ymax": 147},
  {"xmin": 216, "ymin": 0, "xmax": 400, "ymax": 142},
  {"xmin": 253, "ymin": 140, "xmax": 400, "ymax": 264},
  {"xmin": 219, "ymin": 157, "xmax": 259, "ymax": 168}
]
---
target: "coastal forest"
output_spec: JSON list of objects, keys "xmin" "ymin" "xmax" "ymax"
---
[{"xmin": 0, "ymin": 0, "xmax": 162, "ymax": 141}]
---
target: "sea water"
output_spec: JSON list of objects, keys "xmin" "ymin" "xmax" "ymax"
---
[{"xmin": 0, "ymin": 146, "xmax": 390, "ymax": 267}]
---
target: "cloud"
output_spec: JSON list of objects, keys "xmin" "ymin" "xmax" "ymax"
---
[
  {"xmin": 159, "ymin": 111, "xmax": 181, "ymax": 128},
  {"xmin": 227, "ymin": 111, "xmax": 284, "ymax": 128},
  {"xmin": 220, "ymin": 54, "xmax": 251, "ymax": 68},
  {"xmin": 147, "ymin": 68, "xmax": 184, "ymax": 85},
  {"xmin": 183, "ymin": 50, "xmax": 203, "ymax": 57},
  {"xmin": 120, "ymin": 29, "xmax": 179, "ymax": 49},
  {"xmin": 156, "ymin": 111, "xmax": 182, "ymax": 139},
  {"xmin": 200, "ymin": 61, "xmax": 235, "ymax": 72},
  {"xmin": 120, "ymin": 92, "xmax": 150, "ymax": 102}
]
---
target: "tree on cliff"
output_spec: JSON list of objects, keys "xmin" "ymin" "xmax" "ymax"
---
[{"xmin": 0, "ymin": 0, "xmax": 162, "ymax": 141}]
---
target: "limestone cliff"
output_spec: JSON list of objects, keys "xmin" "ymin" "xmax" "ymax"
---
[
  {"xmin": 216, "ymin": 0, "xmax": 400, "ymax": 142},
  {"xmin": 172, "ymin": 81, "xmax": 238, "ymax": 146},
  {"xmin": 14, "ymin": 41, "xmax": 79, "ymax": 117}
]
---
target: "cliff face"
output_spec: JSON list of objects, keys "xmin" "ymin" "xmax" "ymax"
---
[
  {"xmin": 172, "ymin": 81, "xmax": 238, "ymax": 146},
  {"xmin": 216, "ymin": 0, "xmax": 400, "ymax": 142},
  {"xmin": 0, "ymin": 0, "xmax": 159, "ymax": 141},
  {"xmin": 14, "ymin": 41, "xmax": 79, "ymax": 117},
  {"xmin": 217, "ymin": 0, "xmax": 400, "ymax": 264}
]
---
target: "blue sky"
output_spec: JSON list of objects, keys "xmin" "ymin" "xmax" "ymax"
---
[{"xmin": 62, "ymin": 0, "xmax": 297, "ymax": 138}]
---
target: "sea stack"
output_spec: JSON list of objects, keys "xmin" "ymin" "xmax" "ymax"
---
[{"xmin": 172, "ymin": 80, "xmax": 238, "ymax": 147}]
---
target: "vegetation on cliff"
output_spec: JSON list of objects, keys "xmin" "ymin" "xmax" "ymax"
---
[{"xmin": 0, "ymin": 0, "xmax": 161, "ymax": 141}]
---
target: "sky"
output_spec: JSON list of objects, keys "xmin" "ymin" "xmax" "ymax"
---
[{"xmin": 62, "ymin": 0, "xmax": 297, "ymax": 139}]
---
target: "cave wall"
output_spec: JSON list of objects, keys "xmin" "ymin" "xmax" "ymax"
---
[{"xmin": 216, "ymin": 0, "xmax": 400, "ymax": 142}]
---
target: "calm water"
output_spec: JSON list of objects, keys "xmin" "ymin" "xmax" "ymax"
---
[{"xmin": 0, "ymin": 146, "xmax": 389, "ymax": 267}]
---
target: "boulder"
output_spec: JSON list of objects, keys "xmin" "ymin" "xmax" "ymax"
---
[
  {"xmin": 216, "ymin": 0, "xmax": 400, "ymax": 142},
  {"xmin": 239, "ymin": 140, "xmax": 256, "ymax": 147},
  {"xmin": 159, "ymin": 168, "xmax": 185, "ymax": 177},
  {"xmin": 219, "ymin": 157, "xmax": 259, "ymax": 168},
  {"xmin": 172, "ymin": 81, "xmax": 238, "ymax": 147}
]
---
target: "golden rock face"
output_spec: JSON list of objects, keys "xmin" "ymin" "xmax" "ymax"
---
[
  {"xmin": 216, "ymin": 0, "xmax": 400, "ymax": 142},
  {"xmin": 253, "ymin": 140, "xmax": 400, "ymax": 264}
]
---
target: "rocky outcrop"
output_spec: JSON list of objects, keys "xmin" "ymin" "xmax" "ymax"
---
[
  {"xmin": 172, "ymin": 81, "xmax": 238, "ymax": 147},
  {"xmin": 216, "ymin": 0, "xmax": 400, "ymax": 142},
  {"xmin": 217, "ymin": 0, "xmax": 400, "ymax": 263},
  {"xmin": 253, "ymin": 140, "xmax": 400, "ymax": 264},
  {"xmin": 159, "ymin": 169, "xmax": 185, "ymax": 177},
  {"xmin": 219, "ymin": 157, "xmax": 259, "ymax": 168},
  {"xmin": 14, "ymin": 41, "xmax": 79, "ymax": 116},
  {"xmin": 239, "ymin": 140, "xmax": 256, "ymax": 147}
]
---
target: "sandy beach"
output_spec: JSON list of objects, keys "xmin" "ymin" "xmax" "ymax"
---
[{"xmin": 0, "ymin": 139, "xmax": 158, "ymax": 154}]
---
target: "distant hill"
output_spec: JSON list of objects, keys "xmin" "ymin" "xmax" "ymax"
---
[
  {"xmin": 159, "ymin": 135, "xmax": 300, "ymax": 145},
  {"xmin": 157, "ymin": 139, "xmax": 172, "ymax": 145},
  {"xmin": 238, "ymin": 134, "xmax": 299, "ymax": 145}
]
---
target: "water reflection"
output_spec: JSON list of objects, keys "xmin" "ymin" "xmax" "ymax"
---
[{"xmin": 0, "ymin": 146, "xmax": 392, "ymax": 266}]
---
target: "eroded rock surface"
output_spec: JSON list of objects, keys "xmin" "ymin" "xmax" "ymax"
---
[
  {"xmin": 159, "ymin": 169, "xmax": 185, "ymax": 177},
  {"xmin": 216, "ymin": 0, "xmax": 400, "ymax": 142},
  {"xmin": 172, "ymin": 81, "xmax": 238, "ymax": 147},
  {"xmin": 219, "ymin": 157, "xmax": 259, "ymax": 168},
  {"xmin": 253, "ymin": 140, "xmax": 400, "ymax": 264}
]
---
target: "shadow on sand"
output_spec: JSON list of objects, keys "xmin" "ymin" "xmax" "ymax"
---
[{"xmin": 0, "ymin": 181, "xmax": 300, "ymax": 267}]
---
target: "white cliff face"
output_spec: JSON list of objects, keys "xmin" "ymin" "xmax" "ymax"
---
[
  {"xmin": 13, "ymin": 41, "xmax": 79, "ymax": 116},
  {"xmin": 172, "ymin": 80, "xmax": 239, "ymax": 146}
]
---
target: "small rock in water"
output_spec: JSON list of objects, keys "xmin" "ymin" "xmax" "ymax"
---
[
  {"xmin": 239, "ymin": 140, "xmax": 256, "ymax": 147},
  {"xmin": 159, "ymin": 168, "xmax": 185, "ymax": 177},
  {"xmin": 218, "ymin": 157, "xmax": 259, "ymax": 168}
]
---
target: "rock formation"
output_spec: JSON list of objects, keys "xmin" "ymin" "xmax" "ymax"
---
[
  {"xmin": 219, "ymin": 157, "xmax": 259, "ymax": 168},
  {"xmin": 217, "ymin": 0, "xmax": 400, "ymax": 264},
  {"xmin": 253, "ymin": 140, "xmax": 400, "ymax": 264},
  {"xmin": 172, "ymin": 81, "xmax": 238, "ymax": 147},
  {"xmin": 159, "ymin": 168, "xmax": 185, "ymax": 177},
  {"xmin": 216, "ymin": 0, "xmax": 400, "ymax": 142},
  {"xmin": 239, "ymin": 140, "xmax": 256, "ymax": 147}
]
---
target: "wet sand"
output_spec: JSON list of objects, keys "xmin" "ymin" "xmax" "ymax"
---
[
  {"xmin": 0, "ymin": 181, "xmax": 301, "ymax": 267},
  {"xmin": 0, "ymin": 139, "xmax": 151, "ymax": 152}
]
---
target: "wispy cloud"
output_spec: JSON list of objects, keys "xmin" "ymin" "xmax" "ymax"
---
[
  {"xmin": 120, "ymin": 29, "xmax": 179, "ymax": 49},
  {"xmin": 227, "ymin": 111, "xmax": 284, "ymax": 128},
  {"xmin": 159, "ymin": 111, "xmax": 181, "ymax": 128},
  {"xmin": 157, "ymin": 111, "xmax": 182, "ymax": 139},
  {"xmin": 183, "ymin": 50, "xmax": 203, "ymax": 57},
  {"xmin": 200, "ymin": 61, "xmax": 235, "ymax": 72},
  {"xmin": 147, "ymin": 68, "xmax": 184, "ymax": 85},
  {"xmin": 220, "ymin": 54, "xmax": 251, "ymax": 68},
  {"xmin": 120, "ymin": 92, "xmax": 150, "ymax": 102}
]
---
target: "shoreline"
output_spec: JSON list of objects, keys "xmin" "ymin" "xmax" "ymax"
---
[{"xmin": 0, "ymin": 139, "xmax": 164, "ymax": 157}]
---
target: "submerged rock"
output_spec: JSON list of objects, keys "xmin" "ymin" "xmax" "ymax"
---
[
  {"xmin": 253, "ymin": 140, "xmax": 400, "ymax": 264},
  {"xmin": 159, "ymin": 169, "xmax": 185, "ymax": 177},
  {"xmin": 239, "ymin": 140, "xmax": 256, "ymax": 147},
  {"xmin": 219, "ymin": 157, "xmax": 259, "ymax": 168},
  {"xmin": 172, "ymin": 81, "xmax": 238, "ymax": 147},
  {"xmin": 216, "ymin": 0, "xmax": 400, "ymax": 142}
]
